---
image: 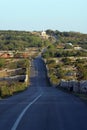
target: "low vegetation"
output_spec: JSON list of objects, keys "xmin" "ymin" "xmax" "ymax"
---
[
  {"xmin": 0, "ymin": 30, "xmax": 51, "ymax": 50},
  {"xmin": 0, "ymin": 58, "xmax": 30, "ymax": 98},
  {"xmin": 0, "ymin": 81, "xmax": 27, "ymax": 98},
  {"xmin": 42, "ymin": 30, "xmax": 87, "ymax": 85}
]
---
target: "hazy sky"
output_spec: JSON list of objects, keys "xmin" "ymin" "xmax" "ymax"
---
[{"xmin": 0, "ymin": 0, "xmax": 87, "ymax": 33}]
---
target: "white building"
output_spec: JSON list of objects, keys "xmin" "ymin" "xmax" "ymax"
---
[
  {"xmin": 41, "ymin": 30, "xmax": 48, "ymax": 39},
  {"xmin": 74, "ymin": 46, "xmax": 82, "ymax": 50}
]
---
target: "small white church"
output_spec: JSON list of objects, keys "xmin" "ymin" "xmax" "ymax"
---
[{"xmin": 41, "ymin": 30, "xmax": 49, "ymax": 39}]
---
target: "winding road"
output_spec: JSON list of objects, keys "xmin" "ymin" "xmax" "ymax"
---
[{"xmin": 0, "ymin": 57, "xmax": 87, "ymax": 130}]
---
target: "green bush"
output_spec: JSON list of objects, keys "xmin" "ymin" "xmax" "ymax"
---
[
  {"xmin": 0, "ymin": 86, "xmax": 10, "ymax": 97},
  {"xmin": 0, "ymin": 81, "xmax": 28, "ymax": 98},
  {"xmin": 0, "ymin": 59, "xmax": 6, "ymax": 68}
]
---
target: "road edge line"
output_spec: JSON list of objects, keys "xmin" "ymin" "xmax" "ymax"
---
[{"xmin": 11, "ymin": 94, "xmax": 42, "ymax": 130}]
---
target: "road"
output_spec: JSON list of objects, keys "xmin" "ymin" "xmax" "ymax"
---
[{"xmin": 0, "ymin": 57, "xmax": 87, "ymax": 130}]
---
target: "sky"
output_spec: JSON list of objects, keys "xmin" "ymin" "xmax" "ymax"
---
[{"xmin": 0, "ymin": 0, "xmax": 87, "ymax": 33}]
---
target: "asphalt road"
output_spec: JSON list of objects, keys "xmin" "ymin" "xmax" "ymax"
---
[{"xmin": 0, "ymin": 57, "xmax": 87, "ymax": 130}]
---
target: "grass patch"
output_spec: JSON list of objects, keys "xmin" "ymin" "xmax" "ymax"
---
[{"xmin": 0, "ymin": 81, "xmax": 28, "ymax": 98}]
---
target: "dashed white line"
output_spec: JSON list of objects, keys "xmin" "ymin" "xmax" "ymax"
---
[{"xmin": 11, "ymin": 94, "xmax": 42, "ymax": 130}]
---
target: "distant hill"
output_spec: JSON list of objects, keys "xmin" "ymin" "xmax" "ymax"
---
[
  {"xmin": 46, "ymin": 29, "xmax": 87, "ymax": 49},
  {"xmin": 0, "ymin": 30, "xmax": 50, "ymax": 50},
  {"xmin": 0, "ymin": 30, "xmax": 87, "ymax": 51}
]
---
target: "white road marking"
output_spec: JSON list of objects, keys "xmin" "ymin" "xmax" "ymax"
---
[{"xmin": 11, "ymin": 94, "xmax": 42, "ymax": 130}]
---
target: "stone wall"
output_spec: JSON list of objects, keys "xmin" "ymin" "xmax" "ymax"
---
[{"xmin": 59, "ymin": 80, "xmax": 87, "ymax": 93}]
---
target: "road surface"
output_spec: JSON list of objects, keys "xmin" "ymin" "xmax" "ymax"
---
[{"xmin": 0, "ymin": 57, "xmax": 87, "ymax": 130}]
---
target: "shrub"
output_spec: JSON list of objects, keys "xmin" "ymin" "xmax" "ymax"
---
[
  {"xmin": 0, "ymin": 59, "xmax": 6, "ymax": 68},
  {"xmin": 0, "ymin": 81, "xmax": 27, "ymax": 98}
]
